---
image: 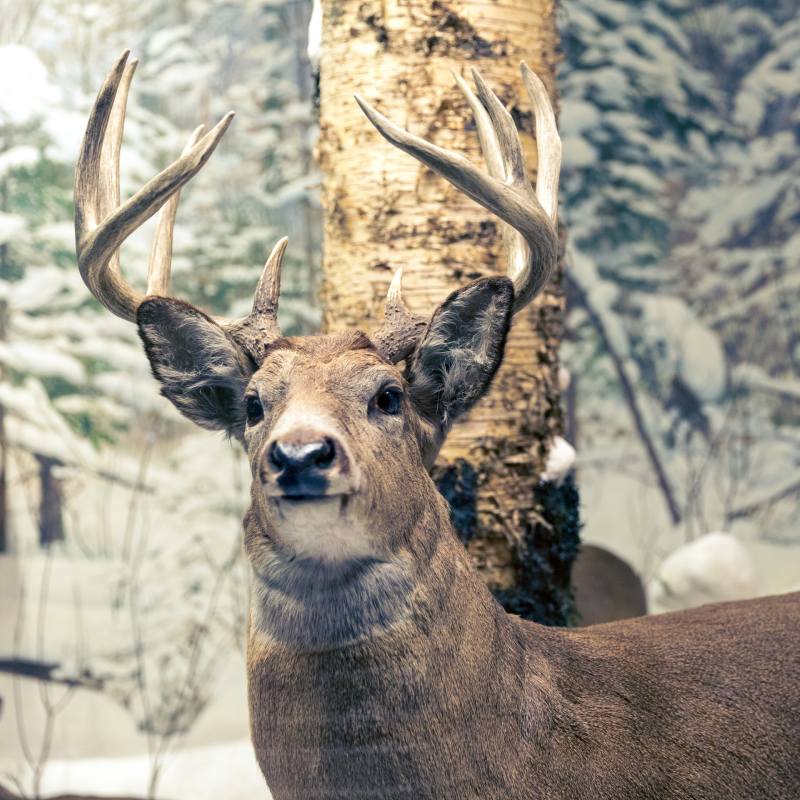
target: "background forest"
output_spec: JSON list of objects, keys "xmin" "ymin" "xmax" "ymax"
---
[{"xmin": 0, "ymin": 0, "xmax": 797, "ymax": 798}]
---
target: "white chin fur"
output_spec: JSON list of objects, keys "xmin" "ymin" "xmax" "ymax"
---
[{"xmin": 271, "ymin": 496, "xmax": 377, "ymax": 562}]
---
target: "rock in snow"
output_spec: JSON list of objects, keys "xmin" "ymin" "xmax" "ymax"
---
[{"xmin": 649, "ymin": 532, "xmax": 758, "ymax": 614}]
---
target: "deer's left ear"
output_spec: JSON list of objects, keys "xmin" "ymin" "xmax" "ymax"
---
[
  {"xmin": 137, "ymin": 298, "xmax": 255, "ymax": 437},
  {"xmin": 406, "ymin": 277, "xmax": 514, "ymax": 430}
]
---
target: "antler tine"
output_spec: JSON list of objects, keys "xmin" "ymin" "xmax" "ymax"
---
[
  {"xmin": 521, "ymin": 62, "xmax": 561, "ymax": 225},
  {"xmin": 371, "ymin": 268, "xmax": 428, "ymax": 364},
  {"xmin": 451, "ymin": 70, "xmax": 504, "ymax": 179},
  {"xmin": 252, "ymin": 236, "xmax": 288, "ymax": 320},
  {"xmin": 100, "ymin": 55, "xmax": 137, "ymax": 280},
  {"xmin": 75, "ymin": 50, "xmax": 130, "ymax": 265},
  {"xmin": 74, "ymin": 51, "xmax": 235, "ymax": 322},
  {"xmin": 453, "ymin": 69, "xmax": 536, "ymax": 309},
  {"xmin": 75, "ymin": 50, "xmax": 141, "ymax": 319},
  {"xmin": 469, "ymin": 69, "xmax": 532, "ymax": 197},
  {"xmin": 147, "ymin": 124, "xmax": 206, "ymax": 296},
  {"xmin": 355, "ymin": 65, "xmax": 560, "ymax": 319},
  {"xmin": 224, "ymin": 237, "xmax": 290, "ymax": 355}
]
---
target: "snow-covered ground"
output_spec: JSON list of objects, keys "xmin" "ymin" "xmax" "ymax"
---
[
  {"xmin": 0, "ymin": 649, "xmax": 268, "ymax": 798},
  {"xmin": 39, "ymin": 740, "xmax": 270, "ymax": 800},
  {"xmin": 0, "ymin": 430, "xmax": 262, "ymax": 799}
]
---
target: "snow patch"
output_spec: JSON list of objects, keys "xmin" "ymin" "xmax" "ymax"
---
[
  {"xmin": 0, "ymin": 45, "xmax": 60, "ymax": 124},
  {"xmin": 649, "ymin": 532, "xmax": 758, "ymax": 613},
  {"xmin": 39, "ymin": 740, "xmax": 271, "ymax": 800}
]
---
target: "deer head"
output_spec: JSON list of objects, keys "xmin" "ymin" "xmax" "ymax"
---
[{"xmin": 75, "ymin": 51, "xmax": 560, "ymax": 566}]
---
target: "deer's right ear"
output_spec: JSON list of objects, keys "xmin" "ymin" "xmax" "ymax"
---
[{"xmin": 137, "ymin": 298, "xmax": 255, "ymax": 436}]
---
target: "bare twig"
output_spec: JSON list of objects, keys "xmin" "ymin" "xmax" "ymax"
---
[
  {"xmin": 0, "ymin": 658, "xmax": 104, "ymax": 691},
  {"xmin": 566, "ymin": 270, "xmax": 682, "ymax": 526},
  {"xmin": 727, "ymin": 475, "xmax": 800, "ymax": 522}
]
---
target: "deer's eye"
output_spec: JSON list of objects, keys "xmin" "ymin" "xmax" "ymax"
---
[
  {"xmin": 375, "ymin": 386, "xmax": 403, "ymax": 416},
  {"xmin": 245, "ymin": 394, "xmax": 264, "ymax": 425}
]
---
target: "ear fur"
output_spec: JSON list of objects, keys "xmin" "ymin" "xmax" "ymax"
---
[
  {"xmin": 407, "ymin": 276, "xmax": 514, "ymax": 430},
  {"xmin": 137, "ymin": 298, "xmax": 255, "ymax": 437}
]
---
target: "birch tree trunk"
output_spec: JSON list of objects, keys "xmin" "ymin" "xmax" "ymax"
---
[{"xmin": 318, "ymin": 0, "xmax": 579, "ymax": 625}]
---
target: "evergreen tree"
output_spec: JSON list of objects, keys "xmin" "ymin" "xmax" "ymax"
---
[{"xmin": 559, "ymin": 0, "xmax": 800, "ymax": 537}]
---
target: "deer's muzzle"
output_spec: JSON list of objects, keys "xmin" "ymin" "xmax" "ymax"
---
[{"xmin": 260, "ymin": 427, "xmax": 353, "ymax": 500}]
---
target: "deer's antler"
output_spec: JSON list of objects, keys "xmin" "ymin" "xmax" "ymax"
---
[
  {"xmin": 356, "ymin": 62, "xmax": 561, "ymax": 363},
  {"xmin": 74, "ymin": 52, "xmax": 287, "ymax": 356}
]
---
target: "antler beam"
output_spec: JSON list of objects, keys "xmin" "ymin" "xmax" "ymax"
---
[
  {"xmin": 74, "ymin": 52, "xmax": 289, "ymax": 357},
  {"xmin": 358, "ymin": 63, "xmax": 561, "ymax": 363},
  {"xmin": 74, "ymin": 51, "xmax": 234, "ymax": 322}
]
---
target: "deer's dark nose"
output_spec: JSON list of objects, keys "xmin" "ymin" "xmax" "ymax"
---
[
  {"xmin": 261, "ymin": 427, "xmax": 352, "ymax": 500},
  {"xmin": 269, "ymin": 438, "xmax": 336, "ymax": 473},
  {"xmin": 266, "ymin": 435, "xmax": 340, "ymax": 498}
]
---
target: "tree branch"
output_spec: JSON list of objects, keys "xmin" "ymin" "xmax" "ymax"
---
[
  {"xmin": 727, "ymin": 475, "xmax": 800, "ymax": 522},
  {"xmin": 566, "ymin": 270, "xmax": 682, "ymax": 526},
  {"xmin": 0, "ymin": 658, "xmax": 105, "ymax": 691}
]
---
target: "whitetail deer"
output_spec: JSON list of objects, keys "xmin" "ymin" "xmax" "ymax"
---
[{"xmin": 75, "ymin": 52, "xmax": 799, "ymax": 799}]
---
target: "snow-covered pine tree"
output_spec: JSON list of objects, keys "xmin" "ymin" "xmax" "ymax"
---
[
  {"xmin": 0, "ymin": 42, "xmax": 157, "ymax": 549},
  {"xmin": 669, "ymin": 1, "xmax": 800, "ymax": 537},
  {"xmin": 559, "ymin": 0, "xmax": 799, "ymax": 541}
]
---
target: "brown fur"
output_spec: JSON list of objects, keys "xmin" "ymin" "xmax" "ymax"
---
[{"xmin": 136, "ymin": 285, "xmax": 800, "ymax": 800}]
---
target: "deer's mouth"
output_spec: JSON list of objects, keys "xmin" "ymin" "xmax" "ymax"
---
[
  {"xmin": 261, "ymin": 466, "xmax": 357, "ymax": 505},
  {"xmin": 271, "ymin": 493, "xmax": 352, "ymax": 515},
  {"xmin": 277, "ymin": 493, "xmax": 343, "ymax": 505}
]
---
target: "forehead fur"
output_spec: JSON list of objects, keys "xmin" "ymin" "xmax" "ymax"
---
[{"xmin": 260, "ymin": 330, "xmax": 382, "ymax": 365}]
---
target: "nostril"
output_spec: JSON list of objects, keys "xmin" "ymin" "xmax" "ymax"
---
[
  {"xmin": 268, "ymin": 441, "xmax": 288, "ymax": 472},
  {"xmin": 314, "ymin": 438, "xmax": 336, "ymax": 470}
]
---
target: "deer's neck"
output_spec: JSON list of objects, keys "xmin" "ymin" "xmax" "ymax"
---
[
  {"xmin": 245, "ymin": 495, "xmax": 540, "ymax": 798},
  {"xmin": 246, "ymin": 492, "xmax": 497, "ymax": 652}
]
